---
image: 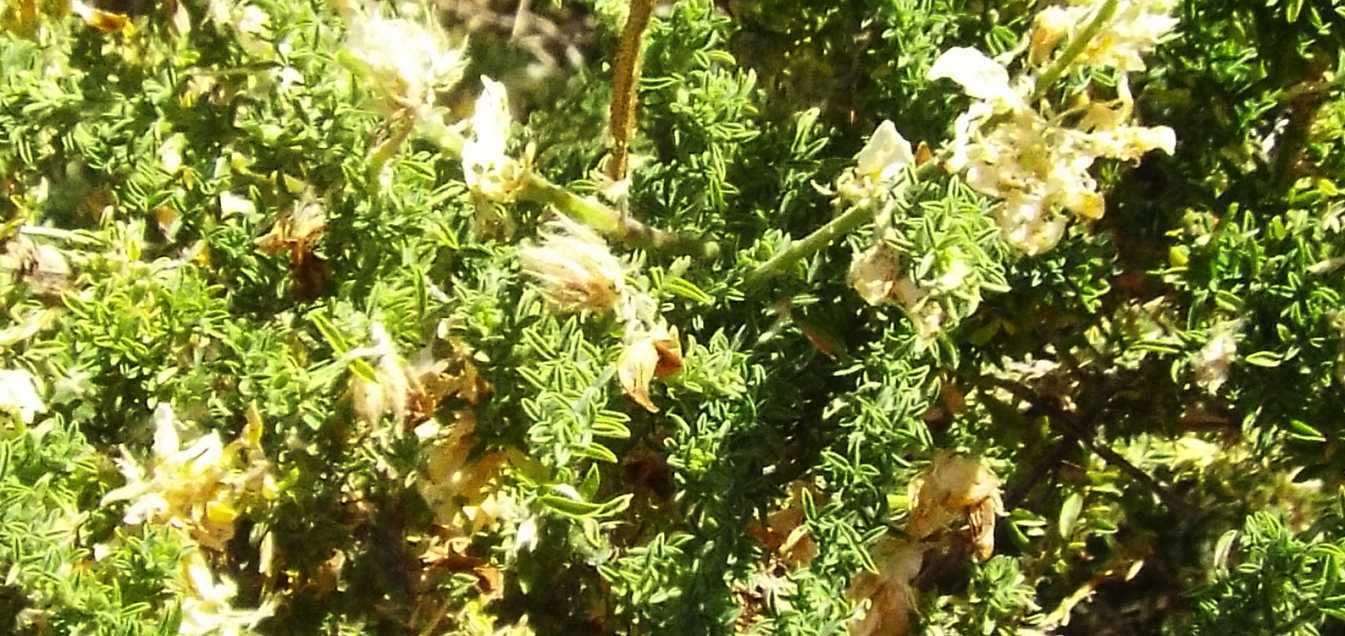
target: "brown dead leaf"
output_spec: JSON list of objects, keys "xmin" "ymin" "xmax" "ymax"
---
[
  {"xmin": 257, "ymin": 197, "xmax": 329, "ymax": 300},
  {"xmin": 747, "ymin": 481, "xmax": 822, "ymax": 568}
]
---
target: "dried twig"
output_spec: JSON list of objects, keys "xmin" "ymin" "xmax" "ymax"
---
[
  {"xmin": 985, "ymin": 378, "xmax": 1188, "ymax": 512},
  {"xmin": 606, "ymin": 0, "xmax": 655, "ymax": 183}
]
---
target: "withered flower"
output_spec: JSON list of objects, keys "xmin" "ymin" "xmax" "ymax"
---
[
  {"xmin": 907, "ymin": 454, "xmax": 1004, "ymax": 561},
  {"xmin": 520, "ymin": 216, "xmax": 625, "ymax": 315},
  {"xmin": 617, "ymin": 324, "xmax": 683, "ymax": 413}
]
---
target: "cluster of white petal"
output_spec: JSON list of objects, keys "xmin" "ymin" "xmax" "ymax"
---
[
  {"xmin": 931, "ymin": 45, "xmax": 1176, "ymax": 255},
  {"xmin": 1031, "ymin": 0, "xmax": 1180, "ymax": 72}
]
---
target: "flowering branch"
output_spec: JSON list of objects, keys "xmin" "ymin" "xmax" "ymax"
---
[
  {"xmin": 417, "ymin": 114, "xmax": 717, "ymax": 259},
  {"xmin": 746, "ymin": 160, "xmax": 939, "ymax": 286},
  {"xmin": 1028, "ymin": 0, "xmax": 1120, "ymax": 103}
]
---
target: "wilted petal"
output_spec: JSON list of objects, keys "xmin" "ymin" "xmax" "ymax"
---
[
  {"xmin": 847, "ymin": 537, "xmax": 925, "ymax": 636},
  {"xmin": 907, "ymin": 455, "xmax": 1004, "ymax": 561},
  {"xmin": 619, "ymin": 337, "xmax": 661, "ymax": 413},
  {"xmin": 520, "ymin": 216, "xmax": 625, "ymax": 315},
  {"xmin": 848, "ymin": 244, "xmax": 903, "ymax": 306}
]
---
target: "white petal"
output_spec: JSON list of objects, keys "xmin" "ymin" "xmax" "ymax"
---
[
  {"xmin": 856, "ymin": 120, "xmax": 914, "ymax": 183},
  {"xmin": 0, "ymin": 369, "xmax": 45, "ymax": 424},
  {"xmin": 152, "ymin": 403, "xmax": 180, "ymax": 457},
  {"xmin": 929, "ymin": 47, "xmax": 1015, "ymax": 104}
]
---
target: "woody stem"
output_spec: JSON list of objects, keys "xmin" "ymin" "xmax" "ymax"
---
[{"xmin": 607, "ymin": 0, "xmax": 655, "ymax": 183}]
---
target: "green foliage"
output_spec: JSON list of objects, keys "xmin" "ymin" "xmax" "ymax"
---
[{"xmin": 2, "ymin": 0, "xmax": 1345, "ymax": 634}]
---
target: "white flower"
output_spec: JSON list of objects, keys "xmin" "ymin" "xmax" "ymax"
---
[
  {"xmin": 930, "ymin": 40, "xmax": 1176, "ymax": 254},
  {"xmin": 520, "ymin": 216, "xmax": 626, "ymax": 315},
  {"xmin": 855, "ymin": 121, "xmax": 915, "ymax": 185},
  {"xmin": 1029, "ymin": 0, "xmax": 1179, "ymax": 72},
  {"xmin": 929, "ymin": 47, "xmax": 1023, "ymax": 108},
  {"xmin": 180, "ymin": 551, "xmax": 274, "ymax": 636},
  {"xmin": 0, "ymin": 369, "xmax": 45, "ymax": 424},
  {"xmin": 343, "ymin": 11, "xmax": 466, "ymax": 116},
  {"xmin": 461, "ymin": 76, "xmax": 525, "ymax": 202},
  {"xmin": 1194, "ymin": 329, "xmax": 1237, "ymax": 394},
  {"xmin": 838, "ymin": 121, "xmax": 916, "ymax": 206},
  {"xmin": 101, "ymin": 404, "xmax": 276, "ymax": 550}
]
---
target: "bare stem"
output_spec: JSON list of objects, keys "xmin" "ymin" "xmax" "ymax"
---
[
  {"xmin": 746, "ymin": 161, "xmax": 938, "ymax": 285},
  {"xmin": 607, "ymin": 0, "xmax": 656, "ymax": 183}
]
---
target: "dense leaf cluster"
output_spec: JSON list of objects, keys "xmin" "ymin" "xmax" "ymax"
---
[{"xmin": 2, "ymin": 0, "xmax": 1344, "ymax": 634}]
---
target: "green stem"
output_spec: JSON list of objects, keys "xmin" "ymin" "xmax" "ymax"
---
[
  {"xmin": 747, "ymin": 0, "xmax": 1121, "ymax": 285},
  {"xmin": 746, "ymin": 161, "xmax": 938, "ymax": 285},
  {"xmin": 1029, "ymin": 0, "xmax": 1119, "ymax": 103},
  {"xmin": 415, "ymin": 118, "xmax": 716, "ymax": 259}
]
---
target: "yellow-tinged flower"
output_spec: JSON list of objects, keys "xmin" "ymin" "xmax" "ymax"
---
[
  {"xmin": 0, "ymin": 368, "xmax": 44, "ymax": 424},
  {"xmin": 101, "ymin": 404, "xmax": 276, "ymax": 550},
  {"xmin": 179, "ymin": 550, "xmax": 275, "ymax": 635},
  {"xmin": 1030, "ymin": 0, "xmax": 1180, "ymax": 73},
  {"xmin": 520, "ymin": 216, "xmax": 626, "ymax": 315},
  {"xmin": 907, "ymin": 454, "xmax": 1004, "ymax": 561},
  {"xmin": 837, "ymin": 121, "xmax": 916, "ymax": 206},
  {"xmin": 929, "ymin": 43, "xmax": 1176, "ymax": 254},
  {"xmin": 617, "ymin": 324, "xmax": 683, "ymax": 413},
  {"xmin": 462, "ymin": 76, "xmax": 526, "ymax": 202}
]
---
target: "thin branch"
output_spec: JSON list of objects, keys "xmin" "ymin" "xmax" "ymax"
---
[
  {"xmin": 1028, "ymin": 0, "xmax": 1120, "ymax": 103},
  {"xmin": 745, "ymin": 161, "xmax": 940, "ymax": 285},
  {"xmin": 416, "ymin": 118, "xmax": 718, "ymax": 259},
  {"xmin": 607, "ymin": 0, "xmax": 656, "ymax": 183},
  {"xmin": 986, "ymin": 378, "xmax": 1188, "ymax": 512}
]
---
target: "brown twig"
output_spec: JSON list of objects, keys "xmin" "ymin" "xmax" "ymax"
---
[
  {"xmin": 606, "ymin": 0, "xmax": 656, "ymax": 183},
  {"xmin": 985, "ymin": 378, "xmax": 1188, "ymax": 512}
]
